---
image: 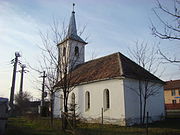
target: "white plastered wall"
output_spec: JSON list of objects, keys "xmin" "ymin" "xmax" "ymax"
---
[
  {"xmin": 123, "ymin": 78, "xmax": 165, "ymax": 125},
  {"xmin": 68, "ymin": 39, "xmax": 85, "ymax": 68},
  {"xmin": 54, "ymin": 78, "xmax": 126, "ymax": 125},
  {"xmin": 53, "ymin": 91, "xmax": 61, "ymax": 117}
]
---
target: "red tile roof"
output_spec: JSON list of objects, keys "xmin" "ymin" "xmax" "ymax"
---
[
  {"xmin": 164, "ymin": 80, "xmax": 180, "ymax": 90},
  {"xmin": 56, "ymin": 52, "xmax": 163, "ymax": 87}
]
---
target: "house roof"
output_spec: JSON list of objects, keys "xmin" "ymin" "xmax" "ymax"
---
[
  {"xmin": 55, "ymin": 52, "xmax": 163, "ymax": 87},
  {"xmin": 164, "ymin": 80, "xmax": 180, "ymax": 90}
]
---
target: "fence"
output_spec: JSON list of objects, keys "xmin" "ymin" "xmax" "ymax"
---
[
  {"xmin": 165, "ymin": 103, "xmax": 180, "ymax": 110},
  {"xmin": 60, "ymin": 108, "xmax": 166, "ymax": 135},
  {"xmin": 79, "ymin": 108, "xmax": 164, "ymax": 126}
]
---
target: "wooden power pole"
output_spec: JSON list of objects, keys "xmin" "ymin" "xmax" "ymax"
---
[
  {"xmin": 10, "ymin": 52, "xmax": 20, "ymax": 108},
  {"xmin": 19, "ymin": 64, "xmax": 27, "ymax": 97},
  {"xmin": 40, "ymin": 71, "xmax": 46, "ymax": 115}
]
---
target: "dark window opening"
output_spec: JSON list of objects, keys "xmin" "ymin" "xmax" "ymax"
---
[
  {"xmin": 75, "ymin": 46, "xmax": 79, "ymax": 56},
  {"xmin": 172, "ymin": 100, "xmax": 176, "ymax": 104},
  {"xmin": 106, "ymin": 90, "xmax": 110, "ymax": 109},
  {"xmin": 87, "ymin": 92, "xmax": 90, "ymax": 109},
  {"xmin": 63, "ymin": 47, "xmax": 66, "ymax": 56},
  {"xmin": 85, "ymin": 91, "xmax": 90, "ymax": 111},
  {"xmin": 171, "ymin": 90, "xmax": 176, "ymax": 96}
]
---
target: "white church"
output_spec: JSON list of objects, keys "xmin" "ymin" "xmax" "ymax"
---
[{"xmin": 53, "ymin": 7, "xmax": 165, "ymax": 126}]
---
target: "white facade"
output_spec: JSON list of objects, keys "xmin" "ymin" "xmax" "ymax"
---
[
  {"xmin": 123, "ymin": 78, "xmax": 165, "ymax": 125},
  {"xmin": 53, "ymin": 78, "xmax": 165, "ymax": 126}
]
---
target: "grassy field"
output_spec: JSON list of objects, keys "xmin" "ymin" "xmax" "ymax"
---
[
  {"xmin": 77, "ymin": 118, "xmax": 180, "ymax": 135},
  {"xmin": 6, "ymin": 117, "xmax": 180, "ymax": 135},
  {"xmin": 6, "ymin": 117, "xmax": 68, "ymax": 135}
]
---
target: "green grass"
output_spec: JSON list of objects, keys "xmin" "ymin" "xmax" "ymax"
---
[
  {"xmin": 77, "ymin": 118, "xmax": 180, "ymax": 135},
  {"xmin": 6, "ymin": 117, "xmax": 69, "ymax": 135},
  {"xmin": 6, "ymin": 117, "xmax": 180, "ymax": 135}
]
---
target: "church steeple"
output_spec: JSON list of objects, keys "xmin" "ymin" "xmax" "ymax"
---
[{"xmin": 57, "ymin": 4, "xmax": 87, "ymax": 74}]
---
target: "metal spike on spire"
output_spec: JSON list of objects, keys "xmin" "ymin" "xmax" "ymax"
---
[{"xmin": 73, "ymin": 3, "xmax": 75, "ymax": 13}]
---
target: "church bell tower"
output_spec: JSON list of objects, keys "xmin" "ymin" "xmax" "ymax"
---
[{"xmin": 57, "ymin": 4, "xmax": 87, "ymax": 75}]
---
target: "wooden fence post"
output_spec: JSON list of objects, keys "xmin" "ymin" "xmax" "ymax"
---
[
  {"xmin": 146, "ymin": 112, "xmax": 149, "ymax": 135},
  {"xmin": 101, "ymin": 108, "xmax": 103, "ymax": 124},
  {"xmin": 73, "ymin": 103, "xmax": 76, "ymax": 129},
  {"xmin": 61, "ymin": 111, "xmax": 64, "ymax": 130}
]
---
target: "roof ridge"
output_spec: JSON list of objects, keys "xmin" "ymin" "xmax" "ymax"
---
[
  {"xmin": 166, "ymin": 79, "xmax": 180, "ymax": 82},
  {"xmin": 85, "ymin": 52, "xmax": 119, "ymax": 63},
  {"xmin": 117, "ymin": 52, "xmax": 123, "ymax": 76}
]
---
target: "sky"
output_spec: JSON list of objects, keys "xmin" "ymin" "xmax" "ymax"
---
[{"xmin": 0, "ymin": 0, "xmax": 179, "ymax": 100}]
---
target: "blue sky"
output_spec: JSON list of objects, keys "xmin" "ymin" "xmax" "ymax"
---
[{"xmin": 0, "ymin": 0, "xmax": 179, "ymax": 99}]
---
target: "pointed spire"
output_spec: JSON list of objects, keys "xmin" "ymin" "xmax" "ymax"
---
[
  {"xmin": 67, "ymin": 3, "xmax": 77, "ymax": 36},
  {"xmin": 58, "ymin": 3, "xmax": 87, "ymax": 45}
]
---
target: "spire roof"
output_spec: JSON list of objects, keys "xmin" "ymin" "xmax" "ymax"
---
[
  {"xmin": 59, "ymin": 5, "xmax": 87, "ymax": 45},
  {"xmin": 67, "ymin": 11, "xmax": 77, "ymax": 36}
]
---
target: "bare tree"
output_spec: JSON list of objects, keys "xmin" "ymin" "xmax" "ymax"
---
[
  {"xmin": 151, "ymin": 0, "xmax": 180, "ymax": 63},
  {"xmin": 158, "ymin": 48, "xmax": 180, "ymax": 63},
  {"xmin": 128, "ymin": 41, "xmax": 164, "ymax": 124},
  {"xmin": 32, "ymin": 12, "xmax": 87, "ymax": 129},
  {"xmin": 151, "ymin": 0, "xmax": 180, "ymax": 40}
]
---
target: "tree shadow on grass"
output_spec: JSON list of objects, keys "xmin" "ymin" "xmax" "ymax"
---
[{"xmin": 148, "ymin": 118, "xmax": 180, "ymax": 130}]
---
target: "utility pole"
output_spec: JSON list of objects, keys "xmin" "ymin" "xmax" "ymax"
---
[
  {"xmin": 10, "ymin": 52, "xmax": 20, "ymax": 108},
  {"xmin": 19, "ymin": 64, "xmax": 27, "ymax": 97},
  {"xmin": 40, "ymin": 71, "xmax": 47, "ymax": 116}
]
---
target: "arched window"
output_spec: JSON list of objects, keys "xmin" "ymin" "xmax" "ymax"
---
[
  {"xmin": 74, "ymin": 46, "xmax": 79, "ymax": 56},
  {"xmin": 63, "ymin": 47, "xmax": 66, "ymax": 56},
  {"xmin": 103, "ymin": 89, "xmax": 110, "ymax": 110},
  {"xmin": 71, "ymin": 93, "xmax": 75, "ymax": 105},
  {"xmin": 60, "ymin": 94, "xmax": 63, "ymax": 111},
  {"xmin": 85, "ymin": 91, "xmax": 90, "ymax": 111}
]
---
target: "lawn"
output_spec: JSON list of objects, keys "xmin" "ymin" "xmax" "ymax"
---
[
  {"xmin": 6, "ymin": 117, "xmax": 68, "ymax": 135},
  {"xmin": 6, "ymin": 117, "xmax": 180, "ymax": 135},
  {"xmin": 77, "ymin": 118, "xmax": 180, "ymax": 135}
]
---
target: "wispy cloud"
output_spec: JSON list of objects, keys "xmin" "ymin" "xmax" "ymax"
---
[
  {"xmin": 0, "ymin": 1, "xmax": 44, "ymax": 98},
  {"xmin": 0, "ymin": 1, "xmax": 42, "ymax": 48}
]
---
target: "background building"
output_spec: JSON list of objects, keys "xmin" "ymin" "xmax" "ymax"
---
[{"xmin": 164, "ymin": 80, "xmax": 180, "ymax": 111}]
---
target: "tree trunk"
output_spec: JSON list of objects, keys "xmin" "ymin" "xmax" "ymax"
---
[
  {"xmin": 63, "ymin": 95, "xmax": 68, "ymax": 130},
  {"xmin": 142, "ymin": 97, "xmax": 147, "ymax": 124},
  {"xmin": 143, "ymin": 82, "xmax": 149, "ymax": 124},
  {"xmin": 139, "ymin": 80, "xmax": 143, "ymax": 124},
  {"xmin": 50, "ymin": 92, "xmax": 54, "ymax": 128}
]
